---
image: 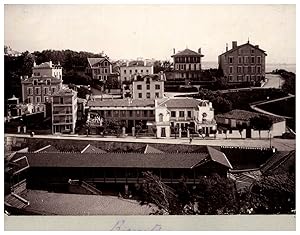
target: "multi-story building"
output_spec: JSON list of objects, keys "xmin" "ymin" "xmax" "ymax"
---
[
  {"xmin": 155, "ymin": 97, "xmax": 216, "ymax": 138},
  {"xmin": 122, "ymin": 73, "xmax": 165, "ymax": 99},
  {"xmin": 87, "ymin": 99, "xmax": 156, "ymax": 134},
  {"xmin": 171, "ymin": 48, "xmax": 204, "ymax": 85},
  {"xmin": 218, "ymin": 41, "xmax": 267, "ymax": 84},
  {"xmin": 86, "ymin": 57, "xmax": 113, "ymax": 82},
  {"xmin": 51, "ymin": 88, "xmax": 77, "ymax": 134},
  {"xmin": 119, "ymin": 60, "xmax": 154, "ymax": 84},
  {"xmin": 21, "ymin": 61, "xmax": 63, "ymax": 104}
]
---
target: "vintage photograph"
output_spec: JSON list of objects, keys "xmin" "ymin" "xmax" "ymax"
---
[{"xmin": 3, "ymin": 3, "xmax": 296, "ymax": 229}]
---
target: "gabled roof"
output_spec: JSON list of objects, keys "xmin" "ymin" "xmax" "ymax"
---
[
  {"xmin": 143, "ymin": 144, "xmax": 164, "ymax": 154},
  {"xmin": 34, "ymin": 145, "xmax": 59, "ymax": 153},
  {"xmin": 172, "ymin": 48, "xmax": 204, "ymax": 57},
  {"xmin": 88, "ymin": 99, "xmax": 155, "ymax": 108},
  {"xmin": 34, "ymin": 62, "xmax": 52, "ymax": 68},
  {"xmin": 158, "ymin": 98, "xmax": 208, "ymax": 109},
  {"xmin": 207, "ymin": 146, "xmax": 233, "ymax": 169},
  {"xmin": 215, "ymin": 109, "xmax": 285, "ymax": 123},
  {"xmin": 81, "ymin": 144, "xmax": 107, "ymax": 153},
  {"xmin": 87, "ymin": 57, "xmax": 110, "ymax": 68},
  {"xmin": 219, "ymin": 42, "xmax": 267, "ymax": 57}
]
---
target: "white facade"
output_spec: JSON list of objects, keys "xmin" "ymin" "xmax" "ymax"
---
[{"xmin": 120, "ymin": 61, "xmax": 154, "ymax": 83}]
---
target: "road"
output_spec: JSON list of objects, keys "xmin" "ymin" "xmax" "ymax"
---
[
  {"xmin": 5, "ymin": 133, "xmax": 295, "ymax": 151},
  {"xmin": 263, "ymin": 74, "xmax": 285, "ymax": 88}
]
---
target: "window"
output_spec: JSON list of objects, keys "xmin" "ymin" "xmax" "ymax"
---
[
  {"xmin": 27, "ymin": 96, "xmax": 32, "ymax": 104},
  {"xmin": 44, "ymin": 96, "xmax": 48, "ymax": 102},
  {"xmin": 229, "ymin": 75, "xmax": 233, "ymax": 81},
  {"xmin": 146, "ymin": 70, "xmax": 149, "ymax": 73},
  {"xmin": 155, "ymin": 84, "xmax": 160, "ymax": 90},
  {"xmin": 257, "ymin": 56, "xmax": 261, "ymax": 64},
  {"xmin": 251, "ymin": 66, "xmax": 256, "ymax": 73},
  {"xmin": 229, "ymin": 66, "xmax": 233, "ymax": 74},
  {"xmin": 238, "ymin": 56, "xmax": 243, "ymax": 64},
  {"xmin": 46, "ymin": 79, "xmax": 51, "ymax": 85},
  {"xmin": 251, "ymin": 75, "xmax": 256, "ymax": 81},
  {"xmin": 27, "ymin": 87, "xmax": 33, "ymax": 95},
  {"xmin": 238, "ymin": 75, "xmax": 243, "ymax": 81},
  {"xmin": 144, "ymin": 110, "xmax": 148, "ymax": 117},
  {"xmin": 60, "ymin": 97, "xmax": 64, "ymax": 104},
  {"xmin": 244, "ymin": 56, "xmax": 249, "ymax": 64},
  {"xmin": 104, "ymin": 69, "xmax": 108, "ymax": 73},
  {"xmin": 141, "ymin": 70, "xmax": 143, "ymax": 73},
  {"xmin": 52, "ymin": 87, "xmax": 56, "ymax": 93},
  {"xmin": 129, "ymin": 70, "xmax": 132, "ymax": 74},
  {"xmin": 251, "ymin": 56, "xmax": 255, "ymax": 64},
  {"xmin": 257, "ymin": 66, "xmax": 261, "ymax": 73},
  {"xmin": 257, "ymin": 75, "xmax": 261, "ymax": 80},
  {"xmin": 136, "ymin": 110, "xmax": 140, "ymax": 116},
  {"xmin": 155, "ymin": 92, "xmax": 159, "ymax": 98},
  {"xmin": 171, "ymin": 111, "xmax": 176, "ymax": 117},
  {"xmin": 245, "ymin": 75, "xmax": 250, "ymax": 81},
  {"xmin": 137, "ymin": 85, "xmax": 142, "ymax": 90},
  {"xmin": 237, "ymin": 66, "xmax": 242, "ymax": 74},
  {"xmin": 146, "ymin": 93, "xmax": 150, "ymax": 99},
  {"xmin": 251, "ymin": 48, "xmax": 255, "ymax": 54},
  {"xmin": 138, "ymin": 93, "xmax": 142, "ymax": 98},
  {"xmin": 35, "ymin": 87, "xmax": 40, "ymax": 95},
  {"xmin": 36, "ymin": 96, "xmax": 41, "ymax": 103},
  {"xmin": 244, "ymin": 66, "xmax": 248, "ymax": 74},
  {"xmin": 159, "ymin": 113, "xmax": 163, "ymax": 122},
  {"xmin": 146, "ymin": 84, "xmax": 150, "ymax": 90},
  {"xmin": 33, "ymin": 79, "xmax": 38, "ymax": 85},
  {"xmin": 124, "ymin": 70, "xmax": 126, "ymax": 74},
  {"xmin": 179, "ymin": 111, "xmax": 184, "ymax": 118},
  {"xmin": 44, "ymin": 87, "xmax": 49, "ymax": 95},
  {"xmin": 135, "ymin": 70, "xmax": 138, "ymax": 73},
  {"xmin": 114, "ymin": 110, "xmax": 119, "ymax": 117},
  {"xmin": 229, "ymin": 57, "xmax": 233, "ymax": 64},
  {"xmin": 187, "ymin": 111, "xmax": 192, "ymax": 118},
  {"xmin": 129, "ymin": 110, "xmax": 133, "ymax": 117},
  {"xmin": 107, "ymin": 110, "xmax": 112, "ymax": 117}
]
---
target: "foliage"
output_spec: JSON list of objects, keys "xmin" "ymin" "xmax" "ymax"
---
[
  {"xmin": 272, "ymin": 69, "xmax": 295, "ymax": 95},
  {"xmin": 250, "ymin": 115, "xmax": 273, "ymax": 137}
]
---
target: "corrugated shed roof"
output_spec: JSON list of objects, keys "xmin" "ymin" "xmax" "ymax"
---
[
  {"xmin": 88, "ymin": 99, "xmax": 155, "ymax": 108},
  {"xmin": 207, "ymin": 146, "xmax": 233, "ymax": 169},
  {"xmin": 34, "ymin": 145, "xmax": 59, "ymax": 153},
  {"xmin": 143, "ymin": 144, "xmax": 164, "ymax": 154},
  {"xmin": 14, "ymin": 152, "xmax": 209, "ymax": 169}
]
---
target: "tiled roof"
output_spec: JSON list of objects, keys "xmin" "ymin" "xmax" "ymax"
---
[
  {"xmin": 260, "ymin": 150, "xmax": 295, "ymax": 175},
  {"xmin": 143, "ymin": 144, "xmax": 164, "ymax": 154},
  {"xmin": 88, "ymin": 99, "xmax": 155, "ymax": 108},
  {"xmin": 8, "ymin": 156, "xmax": 30, "ymax": 175},
  {"xmin": 207, "ymin": 146, "xmax": 233, "ymax": 169},
  {"xmin": 158, "ymin": 98, "xmax": 207, "ymax": 108},
  {"xmin": 52, "ymin": 88, "xmax": 77, "ymax": 97},
  {"xmin": 219, "ymin": 42, "xmax": 267, "ymax": 56},
  {"xmin": 21, "ymin": 76, "xmax": 61, "ymax": 84},
  {"xmin": 34, "ymin": 145, "xmax": 59, "ymax": 153},
  {"xmin": 14, "ymin": 152, "xmax": 209, "ymax": 169},
  {"xmin": 34, "ymin": 62, "xmax": 51, "ymax": 68},
  {"xmin": 172, "ymin": 48, "xmax": 204, "ymax": 57},
  {"xmin": 81, "ymin": 144, "xmax": 107, "ymax": 153},
  {"xmin": 87, "ymin": 58, "xmax": 110, "ymax": 67},
  {"xmin": 215, "ymin": 109, "xmax": 285, "ymax": 123}
]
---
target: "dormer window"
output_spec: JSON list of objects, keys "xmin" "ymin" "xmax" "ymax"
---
[{"xmin": 33, "ymin": 79, "xmax": 38, "ymax": 85}]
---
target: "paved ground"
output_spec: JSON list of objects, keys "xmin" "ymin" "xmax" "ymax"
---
[
  {"xmin": 23, "ymin": 190, "xmax": 155, "ymax": 215},
  {"xmin": 5, "ymin": 133, "xmax": 296, "ymax": 151},
  {"xmin": 264, "ymin": 74, "xmax": 285, "ymax": 88}
]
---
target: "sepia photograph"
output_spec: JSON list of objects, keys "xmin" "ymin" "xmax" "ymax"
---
[{"xmin": 3, "ymin": 2, "xmax": 296, "ymax": 231}]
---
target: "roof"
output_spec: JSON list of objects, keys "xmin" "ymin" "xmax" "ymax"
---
[
  {"xmin": 172, "ymin": 48, "xmax": 204, "ymax": 57},
  {"xmin": 21, "ymin": 76, "xmax": 62, "ymax": 84},
  {"xmin": 143, "ymin": 144, "xmax": 164, "ymax": 154},
  {"xmin": 13, "ymin": 148, "xmax": 232, "ymax": 170},
  {"xmin": 87, "ymin": 57, "xmax": 110, "ymax": 67},
  {"xmin": 88, "ymin": 99, "xmax": 155, "ymax": 108},
  {"xmin": 52, "ymin": 88, "xmax": 77, "ymax": 97},
  {"xmin": 120, "ymin": 60, "xmax": 153, "ymax": 67},
  {"xmin": 81, "ymin": 144, "xmax": 107, "ymax": 153},
  {"xmin": 8, "ymin": 156, "xmax": 30, "ymax": 175},
  {"xmin": 34, "ymin": 145, "xmax": 59, "ymax": 153},
  {"xmin": 260, "ymin": 150, "xmax": 295, "ymax": 175},
  {"xmin": 34, "ymin": 62, "xmax": 52, "ymax": 68},
  {"xmin": 158, "ymin": 98, "xmax": 208, "ymax": 109},
  {"xmin": 219, "ymin": 42, "xmax": 267, "ymax": 57},
  {"xmin": 207, "ymin": 146, "xmax": 233, "ymax": 169},
  {"xmin": 77, "ymin": 98, "xmax": 87, "ymax": 103},
  {"xmin": 215, "ymin": 109, "xmax": 285, "ymax": 123}
]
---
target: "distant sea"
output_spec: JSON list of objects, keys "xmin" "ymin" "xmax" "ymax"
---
[{"xmin": 202, "ymin": 61, "xmax": 296, "ymax": 74}]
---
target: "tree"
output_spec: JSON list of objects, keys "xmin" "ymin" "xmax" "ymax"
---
[{"xmin": 250, "ymin": 115, "xmax": 273, "ymax": 139}]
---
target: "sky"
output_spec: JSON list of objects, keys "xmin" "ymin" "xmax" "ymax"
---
[{"xmin": 4, "ymin": 4, "xmax": 296, "ymax": 64}]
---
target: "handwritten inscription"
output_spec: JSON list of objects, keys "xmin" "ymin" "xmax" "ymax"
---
[{"xmin": 111, "ymin": 219, "xmax": 162, "ymax": 231}]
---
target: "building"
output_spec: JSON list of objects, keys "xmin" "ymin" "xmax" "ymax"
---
[
  {"xmin": 171, "ymin": 48, "xmax": 204, "ymax": 85},
  {"xmin": 87, "ymin": 99, "xmax": 155, "ymax": 134},
  {"xmin": 77, "ymin": 98, "xmax": 87, "ymax": 121},
  {"xmin": 215, "ymin": 109, "xmax": 286, "ymax": 137},
  {"xmin": 119, "ymin": 60, "xmax": 154, "ymax": 84},
  {"xmin": 218, "ymin": 41, "xmax": 267, "ymax": 84},
  {"xmin": 21, "ymin": 61, "xmax": 63, "ymax": 104},
  {"xmin": 122, "ymin": 73, "xmax": 165, "ymax": 99},
  {"xmin": 86, "ymin": 57, "xmax": 113, "ymax": 82},
  {"xmin": 155, "ymin": 97, "xmax": 217, "ymax": 138},
  {"xmin": 51, "ymin": 88, "xmax": 78, "ymax": 134}
]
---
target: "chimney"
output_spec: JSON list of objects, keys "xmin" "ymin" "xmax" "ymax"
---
[
  {"xmin": 144, "ymin": 60, "xmax": 146, "ymax": 66},
  {"xmin": 226, "ymin": 43, "xmax": 228, "ymax": 52},
  {"xmin": 198, "ymin": 48, "xmax": 202, "ymax": 54},
  {"xmin": 232, "ymin": 41, "xmax": 237, "ymax": 49},
  {"xmin": 173, "ymin": 48, "xmax": 175, "ymax": 55},
  {"xmin": 255, "ymin": 45, "xmax": 259, "ymax": 48},
  {"xmin": 33, "ymin": 61, "xmax": 36, "ymax": 67},
  {"xmin": 49, "ymin": 61, "xmax": 52, "ymax": 67},
  {"xmin": 126, "ymin": 61, "xmax": 129, "ymax": 66}
]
